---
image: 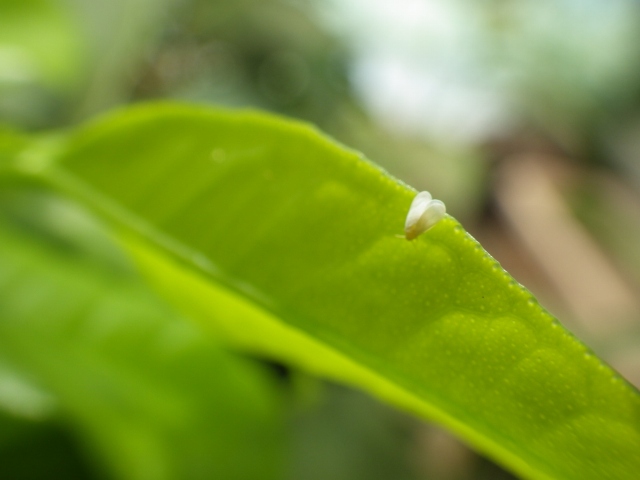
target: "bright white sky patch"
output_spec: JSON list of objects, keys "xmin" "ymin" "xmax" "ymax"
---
[{"xmin": 315, "ymin": 0, "xmax": 640, "ymax": 144}]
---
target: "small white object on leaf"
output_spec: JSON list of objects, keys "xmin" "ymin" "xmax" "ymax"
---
[{"xmin": 404, "ymin": 191, "xmax": 446, "ymax": 240}]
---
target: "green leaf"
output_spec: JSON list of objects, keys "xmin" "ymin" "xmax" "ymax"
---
[
  {"xmin": 0, "ymin": 126, "xmax": 29, "ymax": 167},
  {"xmin": 0, "ymin": 193, "xmax": 285, "ymax": 480},
  {"xmin": 16, "ymin": 102, "xmax": 640, "ymax": 479}
]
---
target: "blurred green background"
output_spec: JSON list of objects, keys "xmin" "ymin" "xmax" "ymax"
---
[{"xmin": 3, "ymin": 0, "xmax": 640, "ymax": 478}]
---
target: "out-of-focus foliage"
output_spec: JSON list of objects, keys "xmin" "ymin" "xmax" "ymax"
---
[
  {"xmin": 0, "ymin": 190, "xmax": 285, "ymax": 480},
  {"xmin": 3, "ymin": 0, "xmax": 640, "ymax": 479},
  {"xmin": 0, "ymin": 0, "xmax": 86, "ymax": 125}
]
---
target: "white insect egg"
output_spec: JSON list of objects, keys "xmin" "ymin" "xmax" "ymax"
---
[{"xmin": 404, "ymin": 191, "xmax": 446, "ymax": 240}]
